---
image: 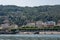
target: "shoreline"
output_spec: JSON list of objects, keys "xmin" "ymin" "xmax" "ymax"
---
[{"xmin": 19, "ymin": 31, "xmax": 60, "ymax": 35}]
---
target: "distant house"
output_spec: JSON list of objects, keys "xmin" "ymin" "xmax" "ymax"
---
[
  {"xmin": 25, "ymin": 21, "xmax": 44, "ymax": 27},
  {"xmin": 3, "ymin": 19, "xmax": 10, "ymax": 23},
  {"xmin": 1, "ymin": 23, "xmax": 10, "ymax": 29},
  {"xmin": 1, "ymin": 19, "xmax": 10, "ymax": 29},
  {"xmin": 42, "ymin": 22, "xmax": 47, "ymax": 27},
  {"xmin": 36, "ymin": 21, "xmax": 43, "ymax": 27},
  {"xmin": 10, "ymin": 24, "xmax": 18, "ymax": 29},
  {"xmin": 45, "ymin": 21, "xmax": 56, "ymax": 27},
  {"xmin": 57, "ymin": 23, "xmax": 60, "ymax": 26},
  {"xmin": 0, "ymin": 27, "xmax": 3, "ymax": 29},
  {"xmin": 35, "ymin": 21, "xmax": 56, "ymax": 27},
  {"xmin": 1, "ymin": 19, "xmax": 18, "ymax": 29},
  {"xmin": 25, "ymin": 22, "xmax": 35, "ymax": 27},
  {"xmin": 57, "ymin": 20, "xmax": 60, "ymax": 26},
  {"xmin": 24, "ymin": 21, "xmax": 56, "ymax": 27}
]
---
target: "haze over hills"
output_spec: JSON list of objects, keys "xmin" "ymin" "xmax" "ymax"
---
[
  {"xmin": 0, "ymin": 5, "xmax": 60, "ymax": 26},
  {"xmin": 0, "ymin": 0, "xmax": 60, "ymax": 7}
]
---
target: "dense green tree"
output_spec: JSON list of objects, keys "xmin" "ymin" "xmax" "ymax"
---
[{"xmin": 0, "ymin": 5, "xmax": 60, "ymax": 26}]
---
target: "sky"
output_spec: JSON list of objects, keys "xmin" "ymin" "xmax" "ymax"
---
[{"xmin": 0, "ymin": 0, "xmax": 60, "ymax": 7}]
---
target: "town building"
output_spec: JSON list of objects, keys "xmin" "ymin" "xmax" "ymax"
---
[
  {"xmin": 45, "ymin": 21, "xmax": 56, "ymax": 27},
  {"xmin": 10, "ymin": 24, "xmax": 18, "ymax": 29},
  {"xmin": 36, "ymin": 21, "xmax": 43, "ymax": 28},
  {"xmin": 1, "ymin": 19, "xmax": 10, "ymax": 29},
  {"xmin": 42, "ymin": 22, "xmax": 47, "ymax": 27},
  {"xmin": 1, "ymin": 19, "xmax": 18, "ymax": 29},
  {"xmin": 1, "ymin": 23, "xmax": 10, "ymax": 29},
  {"xmin": 25, "ymin": 22, "xmax": 35, "ymax": 27},
  {"xmin": 57, "ymin": 20, "xmax": 60, "ymax": 26},
  {"xmin": 23, "ymin": 21, "xmax": 56, "ymax": 27}
]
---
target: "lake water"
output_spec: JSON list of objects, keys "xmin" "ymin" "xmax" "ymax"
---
[{"xmin": 0, "ymin": 34, "xmax": 60, "ymax": 40}]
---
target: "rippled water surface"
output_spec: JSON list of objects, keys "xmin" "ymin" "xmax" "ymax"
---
[{"xmin": 0, "ymin": 34, "xmax": 60, "ymax": 40}]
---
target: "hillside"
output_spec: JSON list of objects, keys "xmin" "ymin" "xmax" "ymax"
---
[{"xmin": 0, "ymin": 5, "xmax": 60, "ymax": 26}]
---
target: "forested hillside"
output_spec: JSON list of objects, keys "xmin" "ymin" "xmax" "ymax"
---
[{"xmin": 0, "ymin": 5, "xmax": 60, "ymax": 26}]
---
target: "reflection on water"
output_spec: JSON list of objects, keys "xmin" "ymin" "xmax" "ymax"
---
[{"xmin": 0, "ymin": 35, "xmax": 60, "ymax": 40}]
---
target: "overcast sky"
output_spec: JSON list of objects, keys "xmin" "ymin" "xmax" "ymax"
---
[{"xmin": 0, "ymin": 0, "xmax": 60, "ymax": 7}]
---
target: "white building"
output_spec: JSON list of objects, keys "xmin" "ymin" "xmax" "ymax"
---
[
  {"xmin": 36, "ymin": 21, "xmax": 43, "ymax": 27},
  {"xmin": 42, "ymin": 22, "xmax": 47, "ymax": 27},
  {"xmin": 10, "ymin": 24, "xmax": 18, "ymax": 29},
  {"xmin": 25, "ymin": 23, "xmax": 35, "ymax": 27},
  {"xmin": 25, "ymin": 21, "xmax": 44, "ymax": 27},
  {"xmin": 1, "ymin": 23, "xmax": 10, "ymax": 29},
  {"xmin": 57, "ymin": 20, "xmax": 60, "ymax": 26},
  {"xmin": 45, "ymin": 21, "xmax": 56, "ymax": 27}
]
